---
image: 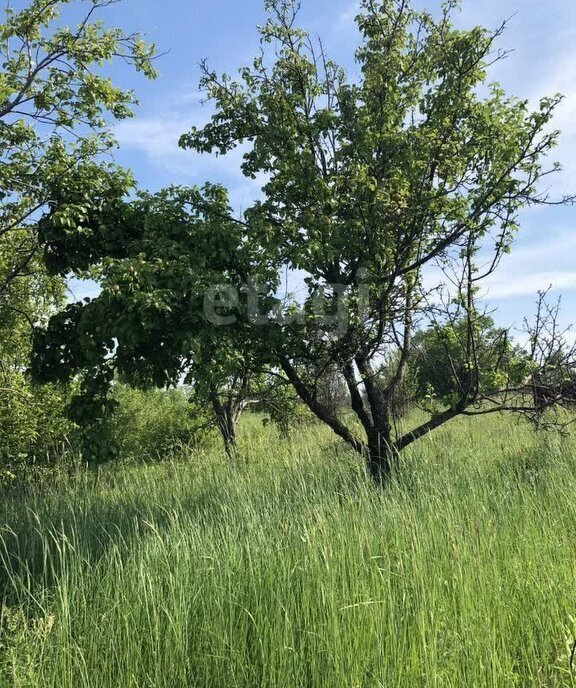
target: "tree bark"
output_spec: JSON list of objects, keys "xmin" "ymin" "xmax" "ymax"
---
[
  {"xmin": 210, "ymin": 394, "xmax": 240, "ymax": 459},
  {"xmin": 366, "ymin": 428, "xmax": 395, "ymax": 483},
  {"xmin": 279, "ymin": 356, "xmax": 368, "ymax": 456}
]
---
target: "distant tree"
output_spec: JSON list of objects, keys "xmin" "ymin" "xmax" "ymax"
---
[
  {"xmin": 412, "ymin": 314, "xmax": 531, "ymax": 407},
  {"xmin": 525, "ymin": 290, "xmax": 576, "ymax": 419}
]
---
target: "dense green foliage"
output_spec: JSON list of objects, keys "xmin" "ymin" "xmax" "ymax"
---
[
  {"xmin": 2, "ymin": 416, "xmax": 576, "ymax": 686},
  {"xmin": 0, "ymin": 0, "xmax": 156, "ymax": 472},
  {"xmin": 0, "ymin": 0, "xmax": 155, "ymax": 249},
  {"xmin": 0, "ymin": 0, "xmax": 155, "ymax": 317},
  {"xmin": 101, "ymin": 385, "xmax": 214, "ymax": 462},
  {"xmin": 0, "ymin": 376, "xmax": 73, "ymax": 477},
  {"xmin": 0, "ymin": 383, "xmax": 215, "ymax": 487},
  {"xmin": 32, "ymin": 183, "xmax": 281, "ymax": 453},
  {"xmin": 0, "ymin": 236, "xmax": 73, "ymax": 476},
  {"xmin": 412, "ymin": 315, "xmax": 532, "ymax": 405}
]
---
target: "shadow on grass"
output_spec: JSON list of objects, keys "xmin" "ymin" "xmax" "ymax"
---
[{"xmin": 0, "ymin": 444, "xmax": 368, "ymax": 609}]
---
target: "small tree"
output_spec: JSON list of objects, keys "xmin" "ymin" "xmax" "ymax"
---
[
  {"xmin": 32, "ymin": 185, "xmax": 280, "ymax": 458},
  {"xmin": 525, "ymin": 290, "xmax": 576, "ymax": 421}
]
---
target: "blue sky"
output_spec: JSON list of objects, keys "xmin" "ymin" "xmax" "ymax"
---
[{"xmin": 70, "ymin": 0, "xmax": 576, "ymax": 335}]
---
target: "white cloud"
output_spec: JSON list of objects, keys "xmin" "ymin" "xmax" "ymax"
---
[
  {"xmin": 419, "ymin": 228, "xmax": 576, "ymax": 305},
  {"xmin": 484, "ymin": 271, "xmax": 576, "ymax": 300},
  {"xmin": 487, "ymin": 229, "xmax": 576, "ymax": 268},
  {"xmin": 114, "ymin": 115, "xmax": 266, "ymax": 207},
  {"xmin": 335, "ymin": 1, "xmax": 359, "ymax": 30},
  {"xmin": 456, "ymin": 0, "xmax": 576, "ymax": 196},
  {"xmin": 115, "ymin": 117, "xmax": 190, "ymax": 161},
  {"xmin": 475, "ymin": 228, "xmax": 576, "ymax": 300},
  {"xmin": 113, "ymin": 83, "xmax": 210, "ymax": 165}
]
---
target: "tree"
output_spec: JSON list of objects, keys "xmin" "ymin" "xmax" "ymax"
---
[
  {"xmin": 0, "ymin": 0, "xmax": 155, "ymax": 300},
  {"xmin": 525, "ymin": 290, "xmax": 576, "ymax": 420},
  {"xmin": 0, "ymin": 0, "xmax": 155, "ymax": 351},
  {"xmin": 177, "ymin": 0, "xmax": 574, "ymax": 481},
  {"xmin": 0, "ymin": 0, "xmax": 155, "ymax": 467},
  {"xmin": 412, "ymin": 314, "xmax": 530, "ymax": 406},
  {"xmin": 32, "ymin": 185, "xmax": 280, "ymax": 458},
  {"xmin": 34, "ymin": 0, "xmax": 575, "ymax": 482}
]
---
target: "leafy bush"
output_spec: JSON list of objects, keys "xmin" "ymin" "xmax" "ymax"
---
[
  {"xmin": 94, "ymin": 385, "xmax": 213, "ymax": 463},
  {"xmin": 412, "ymin": 315, "xmax": 531, "ymax": 406},
  {"xmin": 0, "ymin": 371, "xmax": 75, "ymax": 470}
]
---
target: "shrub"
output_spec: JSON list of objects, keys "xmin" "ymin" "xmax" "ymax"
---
[
  {"xmin": 0, "ymin": 371, "xmax": 76, "ymax": 470},
  {"xmin": 95, "ymin": 385, "xmax": 213, "ymax": 463}
]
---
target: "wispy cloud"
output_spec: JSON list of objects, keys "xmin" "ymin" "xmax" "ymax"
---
[
  {"xmin": 335, "ymin": 1, "xmax": 359, "ymax": 31},
  {"xmin": 114, "ymin": 113, "xmax": 266, "ymax": 207},
  {"xmin": 484, "ymin": 272, "xmax": 576, "ymax": 300},
  {"xmin": 456, "ymin": 0, "xmax": 576, "ymax": 196},
  {"xmin": 114, "ymin": 88, "xmax": 235, "ymax": 179},
  {"xmin": 478, "ymin": 229, "xmax": 576, "ymax": 300},
  {"xmin": 535, "ymin": 51, "xmax": 576, "ymax": 197},
  {"xmin": 115, "ymin": 117, "xmax": 191, "ymax": 163}
]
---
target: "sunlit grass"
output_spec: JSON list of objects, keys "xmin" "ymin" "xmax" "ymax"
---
[{"xmin": 2, "ymin": 414, "xmax": 576, "ymax": 687}]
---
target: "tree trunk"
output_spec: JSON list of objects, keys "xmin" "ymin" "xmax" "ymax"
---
[
  {"xmin": 210, "ymin": 394, "xmax": 239, "ymax": 459},
  {"xmin": 217, "ymin": 410, "xmax": 238, "ymax": 459},
  {"xmin": 366, "ymin": 428, "xmax": 395, "ymax": 484}
]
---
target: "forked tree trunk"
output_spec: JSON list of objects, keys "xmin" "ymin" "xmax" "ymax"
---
[
  {"xmin": 210, "ymin": 393, "xmax": 245, "ymax": 459},
  {"xmin": 280, "ymin": 356, "xmax": 399, "ymax": 484},
  {"xmin": 216, "ymin": 408, "xmax": 238, "ymax": 458}
]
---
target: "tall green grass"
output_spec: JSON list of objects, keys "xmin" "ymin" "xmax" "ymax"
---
[{"xmin": 2, "ymin": 414, "xmax": 576, "ymax": 687}]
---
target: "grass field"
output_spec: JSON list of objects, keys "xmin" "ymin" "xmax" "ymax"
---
[{"xmin": 2, "ymin": 414, "xmax": 576, "ymax": 687}]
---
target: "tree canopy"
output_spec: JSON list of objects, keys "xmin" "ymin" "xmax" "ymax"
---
[
  {"xmin": 0, "ymin": 0, "xmax": 156, "ymax": 470},
  {"xmin": 0, "ymin": 0, "xmax": 155, "ymax": 301}
]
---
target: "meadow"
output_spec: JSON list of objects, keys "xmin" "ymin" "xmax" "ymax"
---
[{"xmin": 2, "ymin": 414, "xmax": 576, "ymax": 687}]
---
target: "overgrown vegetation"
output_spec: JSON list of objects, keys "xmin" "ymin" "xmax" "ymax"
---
[
  {"xmin": 2, "ymin": 415, "xmax": 576, "ymax": 687},
  {"xmin": 0, "ymin": 0, "xmax": 156, "ymax": 477},
  {"xmin": 1, "ymin": 0, "xmax": 576, "ymax": 685},
  {"xmin": 31, "ymin": 0, "xmax": 576, "ymax": 481},
  {"xmin": 97, "ymin": 385, "xmax": 214, "ymax": 463}
]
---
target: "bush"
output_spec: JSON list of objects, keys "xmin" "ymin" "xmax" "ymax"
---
[
  {"xmin": 94, "ymin": 385, "xmax": 213, "ymax": 463},
  {"xmin": 0, "ymin": 372, "xmax": 76, "ymax": 470}
]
